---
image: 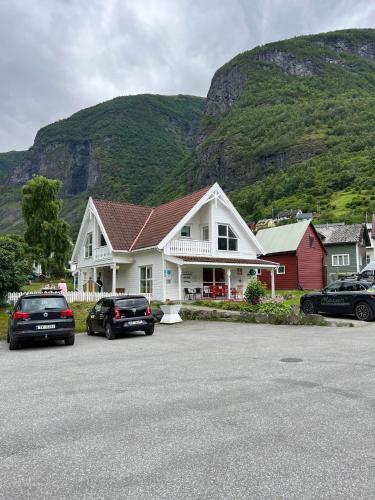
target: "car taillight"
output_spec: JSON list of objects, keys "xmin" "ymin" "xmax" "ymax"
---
[
  {"xmin": 60, "ymin": 309, "xmax": 74, "ymax": 318},
  {"xmin": 114, "ymin": 308, "xmax": 121, "ymax": 320},
  {"xmin": 145, "ymin": 306, "xmax": 151, "ymax": 316},
  {"xmin": 14, "ymin": 311, "xmax": 30, "ymax": 320}
]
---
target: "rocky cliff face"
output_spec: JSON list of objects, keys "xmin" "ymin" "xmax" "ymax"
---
[
  {"xmin": 10, "ymin": 140, "xmax": 100, "ymax": 195},
  {"xmin": 190, "ymin": 29, "xmax": 375, "ymax": 193}
]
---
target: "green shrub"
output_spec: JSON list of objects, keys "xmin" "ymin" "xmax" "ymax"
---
[
  {"xmin": 257, "ymin": 302, "xmax": 292, "ymax": 314},
  {"xmin": 244, "ymin": 279, "xmax": 268, "ymax": 304}
]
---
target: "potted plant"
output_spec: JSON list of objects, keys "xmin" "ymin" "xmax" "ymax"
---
[{"xmin": 160, "ymin": 300, "xmax": 182, "ymax": 324}]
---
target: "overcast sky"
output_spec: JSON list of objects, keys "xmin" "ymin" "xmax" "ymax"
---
[{"xmin": 1, "ymin": 0, "xmax": 374, "ymax": 152}]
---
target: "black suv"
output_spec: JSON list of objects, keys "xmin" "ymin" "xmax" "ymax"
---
[
  {"xmin": 300, "ymin": 280, "xmax": 375, "ymax": 321},
  {"xmin": 86, "ymin": 295, "xmax": 155, "ymax": 340},
  {"xmin": 7, "ymin": 293, "xmax": 75, "ymax": 350}
]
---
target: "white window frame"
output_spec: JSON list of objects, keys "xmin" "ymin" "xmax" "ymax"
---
[
  {"xmin": 84, "ymin": 232, "xmax": 93, "ymax": 258},
  {"xmin": 180, "ymin": 225, "xmax": 192, "ymax": 238},
  {"xmin": 217, "ymin": 223, "xmax": 238, "ymax": 252},
  {"xmin": 140, "ymin": 266, "xmax": 153, "ymax": 294},
  {"xmin": 332, "ymin": 254, "xmax": 350, "ymax": 267},
  {"xmin": 255, "ymin": 268, "xmax": 262, "ymax": 275},
  {"xmin": 276, "ymin": 265, "xmax": 285, "ymax": 275}
]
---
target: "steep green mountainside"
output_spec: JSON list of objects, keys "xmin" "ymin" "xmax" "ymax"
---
[
  {"xmin": 0, "ymin": 94, "xmax": 204, "ymax": 234},
  {"xmin": 191, "ymin": 29, "xmax": 375, "ymax": 223}
]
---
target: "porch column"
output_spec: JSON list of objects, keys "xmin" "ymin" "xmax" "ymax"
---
[
  {"xmin": 111, "ymin": 264, "xmax": 117, "ymax": 294},
  {"xmin": 178, "ymin": 265, "xmax": 182, "ymax": 302},
  {"xmin": 162, "ymin": 257, "xmax": 166, "ymax": 302},
  {"xmin": 78, "ymin": 271, "xmax": 83, "ymax": 292},
  {"xmin": 227, "ymin": 269, "xmax": 231, "ymax": 299},
  {"xmin": 92, "ymin": 267, "xmax": 97, "ymax": 291},
  {"xmin": 270, "ymin": 269, "xmax": 276, "ymax": 299}
]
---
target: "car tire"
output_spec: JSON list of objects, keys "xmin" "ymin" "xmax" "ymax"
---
[
  {"xmin": 65, "ymin": 335, "xmax": 75, "ymax": 346},
  {"xmin": 144, "ymin": 325, "xmax": 154, "ymax": 336},
  {"xmin": 86, "ymin": 321, "xmax": 94, "ymax": 335},
  {"xmin": 354, "ymin": 302, "xmax": 374, "ymax": 322},
  {"xmin": 9, "ymin": 338, "xmax": 19, "ymax": 350},
  {"xmin": 7, "ymin": 332, "xmax": 10, "ymax": 343},
  {"xmin": 105, "ymin": 323, "xmax": 116, "ymax": 340},
  {"xmin": 301, "ymin": 300, "xmax": 315, "ymax": 315}
]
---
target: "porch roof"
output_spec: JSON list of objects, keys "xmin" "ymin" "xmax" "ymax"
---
[{"xmin": 174, "ymin": 256, "xmax": 278, "ymax": 268}]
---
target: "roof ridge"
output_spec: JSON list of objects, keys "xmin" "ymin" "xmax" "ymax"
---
[
  {"xmin": 129, "ymin": 208, "xmax": 156, "ymax": 251},
  {"xmin": 93, "ymin": 198, "xmax": 154, "ymax": 210},
  {"xmin": 153, "ymin": 185, "xmax": 212, "ymax": 210}
]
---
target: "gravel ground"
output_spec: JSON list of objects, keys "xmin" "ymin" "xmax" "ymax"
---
[{"xmin": 1, "ymin": 321, "xmax": 375, "ymax": 499}]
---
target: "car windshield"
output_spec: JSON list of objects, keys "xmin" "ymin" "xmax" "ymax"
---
[
  {"xmin": 20, "ymin": 297, "xmax": 67, "ymax": 312},
  {"xmin": 115, "ymin": 298, "xmax": 148, "ymax": 308}
]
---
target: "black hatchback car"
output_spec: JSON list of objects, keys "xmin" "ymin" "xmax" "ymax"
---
[
  {"xmin": 7, "ymin": 293, "xmax": 75, "ymax": 350},
  {"xmin": 300, "ymin": 280, "xmax": 375, "ymax": 321},
  {"xmin": 86, "ymin": 295, "xmax": 155, "ymax": 339}
]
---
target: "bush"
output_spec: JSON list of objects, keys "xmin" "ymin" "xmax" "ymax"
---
[{"xmin": 244, "ymin": 279, "xmax": 268, "ymax": 304}]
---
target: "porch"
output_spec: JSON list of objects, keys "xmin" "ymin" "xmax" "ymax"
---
[{"xmin": 163, "ymin": 256, "xmax": 279, "ymax": 302}]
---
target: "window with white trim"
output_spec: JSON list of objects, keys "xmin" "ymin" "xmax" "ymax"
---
[
  {"xmin": 255, "ymin": 268, "xmax": 262, "ymax": 275},
  {"xmin": 277, "ymin": 265, "xmax": 285, "ymax": 274},
  {"xmin": 99, "ymin": 232, "xmax": 106, "ymax": 247},
  {"xmin": 140, "ymin": 266, "xmax": 153, "ymax": 294},
  {"xmin": 218, "ymin": 224, "xmax": 238, "ymax": 251},
  {"xmin": 332, "ymin": 254, "xmax": 349, "ymax": 266},
  {"xmin": 366, "ymin": 254, "xmax": 371, "ymax": 265},
  {"xmin": 180, "ymin": 225, "xmax": 191, "ymax": 238},
  {"xmin": 84, "ymin": 232, "xmax": 93, "ymax": 258}
]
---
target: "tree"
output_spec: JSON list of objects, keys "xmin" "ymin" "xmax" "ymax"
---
[
  {"xmin": 22, "ymin": 176, "xmax": 71, "ymax": 275},
  {"xmin": 0, "ymin": 237, "xmax": 31, "ymax": 303}
]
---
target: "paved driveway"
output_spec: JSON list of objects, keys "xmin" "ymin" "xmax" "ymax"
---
[{"xmin": 1, "ymin": 321, "xmax": 375, "ymax": 499}]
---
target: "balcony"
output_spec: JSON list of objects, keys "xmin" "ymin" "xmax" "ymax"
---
[
  {"xmin": 94, "ymin": 246, "xmax": 110, "ymax": 260},
  {"xmin": 165, "ymin": 239, "xmax": 212, "ymax": 256}
]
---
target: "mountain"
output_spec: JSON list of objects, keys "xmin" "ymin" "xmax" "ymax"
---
[
  {"xmin": 190, "ymin": 28, "xmax": 375, "ymax": 223},
  {"xmin": 2, "ymin": 28, "xmax": 375, "ymax": 235},
  {"xmin": 0, "ymin": 94, "xmax": 205, "ymax": 234}
]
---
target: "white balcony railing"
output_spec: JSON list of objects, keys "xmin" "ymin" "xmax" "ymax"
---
[
  {"xmin": 94, "ymin": 246, "xmax": 111, "ymax": 260},
  {"xmin": 165, "ymin": 239, "xmax": 212, "ymax": 256}
]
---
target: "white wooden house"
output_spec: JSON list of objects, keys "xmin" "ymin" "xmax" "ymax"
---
[{"xmin": 70, "ymin": 183, "xmax": 278, "ymax": 300}]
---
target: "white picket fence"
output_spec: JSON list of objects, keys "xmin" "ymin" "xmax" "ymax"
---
[{"xmin": 7, "ymin": 291, "xmax": 152, "ymax": 305}]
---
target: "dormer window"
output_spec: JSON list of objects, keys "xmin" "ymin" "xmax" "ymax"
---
[
  {"xmin": 218, "ymin": 224, "xmax": 238, "ymax": 251},
  {"xmin": 84, "ymin": 232, "xmax": 93, "ymax": 258},
  {"xmin": 180, "ymin": 225, "xmax": 191, "ymax": 238}
]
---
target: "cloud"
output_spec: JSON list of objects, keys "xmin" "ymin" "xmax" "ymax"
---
[{"xmin": 0, "ymin": 0, "xmax": 374, "ymax": 151}]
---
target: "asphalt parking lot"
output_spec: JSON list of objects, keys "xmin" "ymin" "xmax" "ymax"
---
[{"xmin": 1, "ymin": 321, "xmax": 375, "ymax": 499}]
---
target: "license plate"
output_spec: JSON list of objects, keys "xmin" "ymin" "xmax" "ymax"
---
[
  {"xmin": 36, "ymin": 324, "xmax": 56, "ymax": 330},
  {"xmin": 128, "ymin": 320, "xmax": 144, "ymax": 326}
]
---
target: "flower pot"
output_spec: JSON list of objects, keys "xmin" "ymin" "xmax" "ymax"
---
[{"xmin": 160, "ymin": 304, "xmax": 182, "ymax": 324}]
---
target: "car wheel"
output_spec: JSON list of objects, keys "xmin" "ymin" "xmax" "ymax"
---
[
  {"xmin": 105, "ymin": 323, "xmax": 116, "ymax": 340},
  {"xmin": 144, "ymin": 324, "xmax": 154, "ymax": 336},
  {"xmin": 65, "ymin": 335, "xmax": 75, "ymax": 346},
  {"xmin": 301, "ymin": 300, "xmax": 315, "ymax": 315},
  {"xmin": 354, "ymin": 302, "xmax": 374, "ymax": 322},
  {"xmin": 86, "ymin": 321, "xmax": 94, "ymax": 335},
  {"xmin": 9, "ymin": 338, "xmax": 19, "ymax": 350}
]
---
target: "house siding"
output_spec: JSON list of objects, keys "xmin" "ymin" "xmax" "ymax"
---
[
  {"xmin": 296, "ymin": 224, "xmax": 325, "ymax": 289},
  {"xmin": 121, "ymin": 250, "xmax": 163, "ymax": 299},
  {"xmin": 260, "ymin": 254, "xmax": 298, "ymax": 290},
  {"xmin": 324, "ymin": 243, "xmax": 358, "ymax": 283}
]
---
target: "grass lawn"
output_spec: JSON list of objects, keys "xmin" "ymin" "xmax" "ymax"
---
[{"xmin": 22, "ymin": 280, "xmax": 75, "ymax": 292}]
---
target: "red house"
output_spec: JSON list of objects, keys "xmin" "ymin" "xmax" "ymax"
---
[{"xmin": 256, "ymin": 220, "xmax": 326, "ymax": 290}]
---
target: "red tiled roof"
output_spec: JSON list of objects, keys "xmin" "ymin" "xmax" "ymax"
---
[
  {"xmin": 177, "ymin": 256, "xmax": 278, "ymax": 266},
  {"xmin": 131, "ymin": 186, "xmax": 211, "ymax": 250},
  {"xmin": 93, "ymin": 200, "xmax": 152, "ymax": 251},
  {"xmin": 93, "ymin": 186, "xmax": 211, "ymax": 251}
]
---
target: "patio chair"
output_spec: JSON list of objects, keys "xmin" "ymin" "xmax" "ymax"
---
[
  {"xmin": 194, "ymin": 287, "xmax": 202, "ymax": 300},
  {"xmin": 203, "ymin": 286, "xmax": 211, "ymax": 297},
  {"xmin": 184, "ymin": 288, "xmax": 194, "ymax": 300}
]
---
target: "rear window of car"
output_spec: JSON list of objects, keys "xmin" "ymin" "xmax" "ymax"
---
[
  {"xmin": 115, "ymin": 298, "xmax": 148, "ymax": 308},
  {"xmin": 20, "ymin": 297, "xmax": 68, "ymax": 312}
]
